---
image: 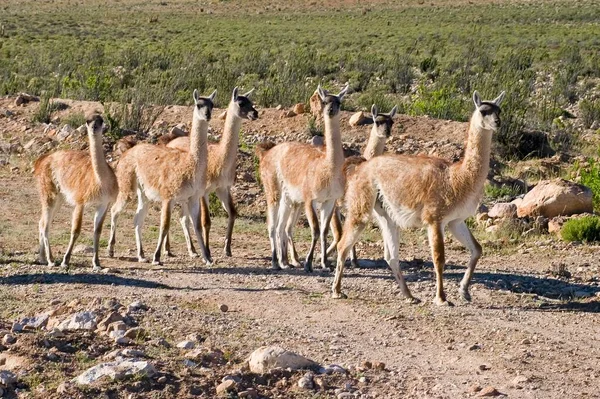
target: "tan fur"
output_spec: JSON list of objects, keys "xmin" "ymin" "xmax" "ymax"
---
[
  {"xmin": 163, "ymin": 89, "xmax": 258, "ymax": 257},
  {"xmin": 108, "ymin": 90, "xmax": 215, "ymax": 265},
  {"xmin": 332, "ymin": 91, "xmax": 505, "ymax": 305},
  {"xmin": 34, "ymin": 115, "xmax": 118, "ymax": 270},
  {"xmin": 259, "ymin": 85, "xmax": 348, "ymax": 271}
]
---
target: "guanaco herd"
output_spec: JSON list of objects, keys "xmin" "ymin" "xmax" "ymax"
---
[{"xmin": 34, "ymin": 85, "xmax": 505, "ymax": 306}]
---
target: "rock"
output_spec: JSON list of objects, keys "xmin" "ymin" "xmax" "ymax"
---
[
  {"xmin": 20, "ymin": 313, "xmax": 50, "ymax": 330},
  {"xmin": 517, "ymin": 179, "xmax": 593, "ymax": 218},
  {"xmin": 124, "ymin": 327, "xmax": 147, "ymax": 340},
  {"xmin": 219, "ymin": 304, "xmax": 228, "ymax": 313},
  {"xmin": 488, "ymin": 203, "xmax": 517, "ymax": 219},
  {"xmin": 128, "ymin": 301, "xmax": 148, "ymax": 312},
  {"xmin": 476, "ymin": 212, "xmax": 489, "ymax": 223},
  {"xmin": 478, "ymin": 386, "xmax": 502, "ymax": 396},
  {"xmin": 337, "ymin": 393, "xmax": 355, "ymax": 399},
  {"xmin": 157, "ymin": 376, "xmax": 167, "ymax": 384},
  {"xmin": 511, "ymin": 375, "xmax": 530, "ymax": 388},
  {"xmin": 73, "ymin": 244, "xmax": 93, "ymax": 254},
  {"xmin": 57, "ymin": 311, "xmax": 97, "ymax": 331},
  {"xmin": 2, "ymin": 335, "xmax": 16, "ymax": 345},
  {"xmin": 150, "ymin": 337, "xmax": 170, "ymax": 348},
  {"xmin": 468, "ymin": 384, "xmax": 482, "ymax": 393},
  {"xmin": 177, "ymin": 340, "xmax": 195, "ymax": 350},
  {"xmin": 320, "ymin": 364, "xmax": 347, "ymax": 375},
  {"xmin": 73, "ymin": 359, "xmax": 156, "ymax": 385},
  {"xmin": 309, "ymin": 90, "xmax": 323, "ymax": 118},
  {"xmin": 297, "ymin": 372, "xmax": 314, "ymax": 389},
  {"xmin": 511, "ymin": 197, "xmax": 523, "ymax": 207},
  {"xmin": 182, "ymin": 359, "xmax": 198, "ymax": 368},
  {"xmin": 46, "ymin": 328, "xmax": 65, "ymax": 339},
  {"xmin": 76, "ymin": 124, "xmax": 87, "ymax": 135},
  {"xmin": 170, "ymin": 125, "xmax": 187, "ymax": 137},
  {"xmin": 185, "ymin": 333, "xmax": 203, "ymax": 343},
  {"xmin": 216, "ymin": 379, "xmax": 236, "ymax": 395},
  {"xmin": 114, "ymin": 136, "xmax": 137, "ymax": 156},
  {"xmin": 548, "ymin": 216, "xmax": 567, "ymax": 234},
  {"xmin": 293, "ymin": 103, "xmax": 306, "ymax": 115},
  {"xmin": 361, "ymin": 361, "xmax": 373, "ymax": 369},
  {"xmin": 11, "ymin": 322, "xmax": 23, "ymax": 333},
  {"xmin": 98, "ymin": 312, "xmax": 124, "ymax": 331},
  {"xmin": 349, "ymin": 111, "xmax": 371, "ymax": 127},
  {"xmin": 238, "ymin": 388, "xmax": 259, "ymax": 398},
  {"xmin": 247, "ymin": 346, "xmax": 319, "ymax": 374},
  {"xmin": 56, "ymin": 381, "xmax": 72, "ymax": 394},
  {"xmin": 107, "ymin": 321, "xmax": 127, "ymax": 333},
  {"xmin": 373, "ymin": 361, "xmax": 386, "ymax": 371},
  {"xmin": 57, "ymin": 124, "xmax": 74, "ymax": 141},
  {"xmin": 311, "ymin": 135, "xmax": 324, "ymax": 146},
  {"xmin": 282, "ymin": 109, "xmax": 296, "ymax": 118},
  {"xmin": 0, "ymin": 370, "xmax": 17, "ymax": 386}
]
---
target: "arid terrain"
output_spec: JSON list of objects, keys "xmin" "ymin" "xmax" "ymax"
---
[{"xmin": 0, "ymin": 95, "xmax": 599, "ymax": 399}]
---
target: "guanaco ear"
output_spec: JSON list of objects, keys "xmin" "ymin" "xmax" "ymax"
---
[
  {"xmin": 193, "ymin": 89, "xmax": 199, "ymax": 104},
  {"xmin": 493, "ymin": 91, "xmax": 506, "ymax": 106},
  {"xmin": 337, "ymin": 83, "xmax": 349, "ymax": 101},
  {"xmin": 232, "ymin": 87, "xmax": 239, "ymax": 102},
  {"xmin": 317, "ymin": 85, "xmax": 327, "ymax": 102},
  {"xmin": 472, "ymin": 90, "xmax": 482, "ymax": 108},
  {"xmin": 242, "ymin": 88, "xmax": 255, "ymax": 98},
  {"xmin": 371, "ymin": 104, "xmax": 378, "ymax": 119},
  {"xmin": 389, "ymin": 105, "xmax": 398, "ymax": 119},
  {"xmin": 208, "ymin": 89, "xmax": 217, "ymax": 102}
]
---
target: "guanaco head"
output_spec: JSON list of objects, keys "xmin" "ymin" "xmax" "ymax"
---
[
  {"xmin": 472, "ymin": 91, "xmax": 505, "ymax": 131},
  {"xmin": 317, "ymin": 83, "xmax": 349, "ymax": 118},
  {"xmin": 370, "ymin": 104, "xmax": 398, "ymax": 138},
  {"xmin": 193, "ymin": 89, "xmax": 217, "ymax": 121},
  {"xmin": 230, "ymin": 87, "xmax": 259, "ymax": 121},
  {"xmin": 86, "ymin": 114, "xmax": 107, "ymax": 135}
]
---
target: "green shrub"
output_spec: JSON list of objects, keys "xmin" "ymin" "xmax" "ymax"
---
[
  {"xmin": 484, "ymin": 184, "xmax": 522, "ymax": 201},
  {"xmin": 579, "ymin": 98, "xmax": 600, "ymax": 129},
  {"xmin": 62, "ymin": 112, "xmax": 86, "ymax": 128},
  {"xmin": 32, "ymin": 96, "xmax": 64, "ymax": 124},
  {"xmin": 208, "ymin": 193, "xmax": 226, "ymax": 217},
  {"xmin": 561, "ymin": 216, "xmax": 600, "ymax": 243},
  {"xmin": 576, "ymin": 158, "xmax": 600, "ymax": 210},
  {"xmin": 409, "ymin": 84, "xmax": 466, "ymax": 121}
]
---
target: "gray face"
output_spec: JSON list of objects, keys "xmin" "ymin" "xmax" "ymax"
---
[
  {"xmin": 322, "ymin": 95, "xmax": 342, "ymax": 117},
  {"xmin": 478, "ymin": 101, "xmax": 501, "ymax": 128},
  {"xmin": 195, "ymin": 97, "xmax": 215, "ymax": 121},
  {"xmin": 235, "ymin": 96, "xmax": 259, "ymax": 120},
  {"xmin": 373, "ymin": 115, "xmax": 394, "ymax": 137}
]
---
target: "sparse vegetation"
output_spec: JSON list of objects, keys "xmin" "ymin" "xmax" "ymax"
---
[
  {"xmin": 561, "ymin": 216, "xmax": 600, "ymax": 243},
  {"xmin": 575, "ymin": 158, "xmax": 600, "ymax": 210}
]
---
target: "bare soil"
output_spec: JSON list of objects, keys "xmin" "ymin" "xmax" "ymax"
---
[{"xmin": 0, "ymin": 96, "xmax": 599, "ymax": 399}]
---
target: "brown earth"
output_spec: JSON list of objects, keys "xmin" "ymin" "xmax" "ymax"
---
[{"xmin": 0, "ymin": 96, "xmax": 599, "ymax": 398}]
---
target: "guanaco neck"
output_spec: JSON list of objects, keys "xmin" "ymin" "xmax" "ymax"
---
[
  {"xmin": 363, "ymin": 126, "xmax": 386, "ymax": 160},
  {"xmin": 188, "ymin": 113, "xmax": 209, "ymax": 177},
  {"xmin": 88, "ymin": 130, "xmax": 110, "ymax": 183},
  {"xmin": 216, "ymin": 102, "xmax": 243, "ymax": 168},
  {"xmin": 452, "ymin": 115, "xmax": 492, "ymax": 198},
  {"xmin": 323, "ymin": 113, "xmax": 344, "ymax": 172}
]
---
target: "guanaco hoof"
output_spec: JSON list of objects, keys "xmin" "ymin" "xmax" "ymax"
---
[
  {"xmin": 433, "ymin": 297, "xmax": 454, "ymax": 307},
  {"xmin": 331, "ymin": 291, "xmax": 348, "ymax": 299}
]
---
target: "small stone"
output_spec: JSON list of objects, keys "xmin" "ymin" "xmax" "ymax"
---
[
  {"xmin": 0, "ymin": 370, "xmax": 17, "ymax": 386},
  {"xmin": 150, "ymin": 337, "xmax": 171, "ymax": 348},
  {"xmin": 521, "ymin": 339, "xmax": 531, "ymax": 345},
  {"xmin": 45, "ymin": 328, "xmax": 65, "ymax": 339},
  {"xmin": 320, "ymin": 364, "xmax": 347, "ymax": 375},
  {"xmin": 121, "ymin": 349, "xmax": 145, "ymax": 358},
  {"xmin": 57, "ymin": 311, "xmax": 97, "ymax": 331},
  {"xmin": 297, "ymin": 372, "xmax": 314, "ymax": 389},
  {"xmin": 73, "ymin": 244, "xmax": 93, "ymax": 254},
  {"xmin": 478, "ymin": 386, "xmax": 502, "ymax": 397},
  {"xmin": 219, "ymin": 304, "xmax": 228, "ymax": 313},
  {"xmin": 361, "ymin": 360, "xmax": 373, "ymax": 369},
  {"xmin": 349, "ymin": 111, "xmax": 371, "ymax": 127},
  {"xmin": 11, "ymin": 323, "xmax": 23, "ymax": 333},
  {"xmin": 56, "ymin": 381, "xmax": 71, "ymax": 394},
  {"xmin": 468, "ymin": 384, "xmax": 482, "ymax": 393},
  {"xmin": 373, "ymin": 361, "xmax": 385, "ymax": 371},
  {"xmin": 107, "ymin": 321, "xmax": 127, "ymax": 333},
  {"xmin": 282, "ymin": 109, "xmax": 296, "ymax": 118},
  {"xmin": 337, "ymin": 393, "xmax": 355, "ymax": 399},
  {"xmin": 186, "ymin": 333, "xmax": 203, "ymax": 343},
  {"xmin": 182, "ymin": 359, "xmax": 198, "ymax": 368},
  {"xmin": 73, "ymin": 359, "xmax": 156, "ymax": 385},
  {"xmin": 2, "ymin": 334, "xmax": 16, "ymax": 345},
  {"xmin": 512, "ymin": 375, "xmax": 530, "ymax": 387},
  {"xmin": 177, "ymin": 340, "xmax": 195, "ymax": 349},
  {"xmin": 98, "ymin": 312, "xmax": 124, "ymax": 331},
  {"xmin": 124, "ymin": 327, "xmax": 147, "ymax": 340},
  {"xmin": 293, "ymin": 103, "xmax": 306, "ymax": 114},
  {"xmin": 128, "ymin": 301, "xmax": 148, "ymax": 312},
  {"xmin": 216, "ymin": 379, "xmax": 236, "ymax": 395},
  {"xmin": 358, "ymin": 376, "xmax": 367, "ymax": 383},
  {"xmin": 311, "ymin": 135, "xmax": 324, "ymax": 146},
  {"xmin": 21, "ymin": 313, "xmax": 50, "ymax": 330},
  {"xmin": 468, "ymin": 344, "xmax": 481, "ymax": 351},
  {"xmin": 238, "ymin": 388, "xmax": 259, "ymax": 398},
  {"xmin": 115, "ymin": 336, "xmax": 133, "ymax": 345},
  {"xmin": 479, "ymin": 364, "xmax": 490, "ymax": 371},
  {"xmin": 157, "ymin": 376, "xmax": 167, "ymax": 384}
]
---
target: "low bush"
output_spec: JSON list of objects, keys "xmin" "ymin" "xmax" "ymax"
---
[{"xmin": 561, "ymin": 216, "xmax": 600, "ymax": 243}]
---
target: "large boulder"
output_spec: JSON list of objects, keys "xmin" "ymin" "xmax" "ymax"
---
[
  {"xmin": 517, "ymin": 179, "xmax": 593, "ymax": 218},
  {"xmin": 348, "ymin": 111, "xmax": 372, "ymax": 127},
  {"xmin": 247, "ymin": 346, "xmax": 319, "ymax": 374}
]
